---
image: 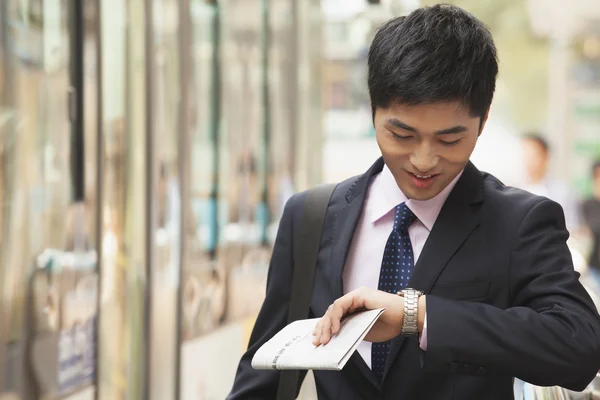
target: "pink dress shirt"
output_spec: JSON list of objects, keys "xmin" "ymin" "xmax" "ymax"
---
[{"xmin": 342, "ymin": 164, "xmax": 462, "ymax": 369}]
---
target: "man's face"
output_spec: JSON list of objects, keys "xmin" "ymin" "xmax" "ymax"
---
[
  {"xmin": 521, "ymin": 138, "xmax": 548, "ymax": 184},
  {"xmin": 374, "ymin": 101, "xmax": 486, "ymax": 201}
]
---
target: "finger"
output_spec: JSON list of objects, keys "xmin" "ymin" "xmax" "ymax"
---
[
  {"xmin": 312, "ymin": 319, "xmax": 320, "ymax": 336},
  {"xmin": 328, "ymin": 295, "xmax": 356, "ymax": 337},
  {"xmin": 312, "ymin": 334, "xmax": 320, "ymax": 346},
  {"xmin": 333, "ymin": 292, "xmax": 362, "ymax": 320},
  {"xmin": 313, "ymin": 306, "xmax": 332, "ymax": 346},
  {"xmin": 320, "ymin": 308, "xmax": 333, "ymax": 344},
  {"xmin": 312, "ymin": 320, "xmax": 322, "ymax": 346},
  {"xmin": 317, "ymin": 291, "xmax": 366, "ymax": 344},
  {"xmin": 331, "ymin": 317, "xmax": 341, "ymax": 335},
  {"xmin": 330, "ymin": 302, "xmax": 343, "ymax": 335}
]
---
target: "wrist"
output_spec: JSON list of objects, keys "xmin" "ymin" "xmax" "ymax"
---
[
  {"xmin": 417, "ymin": 295, "xmax": 426, "ymax": 333},
  {"xmin": 399, "ymin": 289, "xmax": 423, "ymax": 336}
]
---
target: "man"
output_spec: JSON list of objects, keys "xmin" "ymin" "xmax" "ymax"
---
[
  {"xmin": 582, "ymin": 161, "xmax": 600, "ymax": 285},
  {"xmin": 227, "ymin": 5, "xmax": 600, "ymax": 400},
  {"xmin": 520, "ymin": 133, "xmax": 581, "ymax": 232}
]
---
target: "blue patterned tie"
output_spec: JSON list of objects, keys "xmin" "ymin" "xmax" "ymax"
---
[{"xmin": 372, "ymin": 203, "xmax": 417, "ymax": 381}]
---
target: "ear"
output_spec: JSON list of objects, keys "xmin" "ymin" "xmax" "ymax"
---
[
  {"xmin": 371, "ymin": 103, "xmax": 376, "ymax": 123},
  {"xmin": 478, "ymin": 108, "xmax": 490, "ymax": 137}
]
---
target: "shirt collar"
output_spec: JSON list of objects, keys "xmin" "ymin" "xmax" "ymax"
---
[{"xmin": 368, "ymin": 164, "xmax": 463, "ymax": 231}]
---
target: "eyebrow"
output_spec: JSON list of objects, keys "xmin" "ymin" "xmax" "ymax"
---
[{"xmin": 385, "ymin": 118, "xmax": 468, "ymax": 135}]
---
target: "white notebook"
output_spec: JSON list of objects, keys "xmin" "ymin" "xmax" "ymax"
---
[{"xmin": 251, "ymin": 308, "xmax": 386, "ymax": 371}]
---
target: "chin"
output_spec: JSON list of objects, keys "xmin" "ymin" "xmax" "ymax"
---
[
  {"xmin": 403, "ymin": 185, "xmax": 442, "ymax": 201},
  {"xmin": 410, "ymin": 192, "xmax": 438, "ymax": 201}
]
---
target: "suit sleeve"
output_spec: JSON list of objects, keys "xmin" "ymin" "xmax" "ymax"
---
[
  {"xmin": 226, "ymin": 194, "xmax": 307, "ymax": 399},
  {"xmin": 422, "ymin": 199, "xmax": 600, "ymax": 390}
]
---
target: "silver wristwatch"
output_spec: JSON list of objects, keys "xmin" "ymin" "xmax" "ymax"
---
[{"xmin": 399, "ymin": 288, "xmax": 423, "ymax": 337}]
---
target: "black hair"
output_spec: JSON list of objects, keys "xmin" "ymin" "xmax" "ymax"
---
[
  {"xmin": 521, "ymin": 132, "xmax": 550, "ymax": 153},
  {"xmin": 368, "ymin": 4, "xmax": 498, "ymax": 119}
]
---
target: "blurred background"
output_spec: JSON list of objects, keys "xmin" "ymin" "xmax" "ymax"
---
[{"xmin": 0, "ymin": 0, "xmax": 599, "ymax": 399}]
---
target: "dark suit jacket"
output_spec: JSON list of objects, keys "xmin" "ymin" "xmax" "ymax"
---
[{"xmin": 227, "ymin": 158, "xmax": 600, "ymax": 400}]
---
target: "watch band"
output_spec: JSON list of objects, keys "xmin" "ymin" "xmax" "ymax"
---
[{"xmin": 399, "ymin": 288, "xmax": 423, "ymax": 337}]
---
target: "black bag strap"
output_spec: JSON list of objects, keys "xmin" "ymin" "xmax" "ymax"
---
[{"xmin": 277, "ymin": 183, "xmax": 337, "ymax": 400}]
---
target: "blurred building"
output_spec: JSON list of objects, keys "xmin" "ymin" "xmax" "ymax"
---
[
  {"xmin": 1, "ymin": 0, "xmax": 323, "ymax": 399},
  {"xmin": 528, "ymin": 0, "xmax": 600, "ymax": 196},
  {"xmin": 0, "ymin": 1, "xmax": 599, "ymax": 400}
]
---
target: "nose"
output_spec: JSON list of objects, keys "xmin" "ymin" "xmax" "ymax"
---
[{"xmin": 410, "ymin": 142, "xmax": 439, "ymax": 173}]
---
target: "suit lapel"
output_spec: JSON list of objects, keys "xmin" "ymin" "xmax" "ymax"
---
[
  {"xmin": 383, "ymin": 162, "xmax": 484, "ymax": 380},
  {"xmin": 324, "ymin": 158, "xmax": 385, "ymax": 308},
  {"xmin": 318, "ymin": 158, "xmax": 384, "ymax": 392},
  {"xmin": 410, "ymin": 161, "xmax": 483, "ymax": 292}
]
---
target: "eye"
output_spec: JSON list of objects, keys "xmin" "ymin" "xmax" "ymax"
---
[
  {"xmin": 390, "ymin": 131, "xmax": 414, "ymax": 141},
  {"xmin": 440, "ymin": 139, "xmax": 462, "ymax": 146}
]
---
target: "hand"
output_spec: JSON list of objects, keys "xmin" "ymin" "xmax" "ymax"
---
[{"xmin": 312, "ymin": 287, "xmax": 407, "ymax": 346}]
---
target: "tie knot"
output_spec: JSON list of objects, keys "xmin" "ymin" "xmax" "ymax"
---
[{"xmin": 393, "ymin": 203, "xmax": 417, "ymax": 232}]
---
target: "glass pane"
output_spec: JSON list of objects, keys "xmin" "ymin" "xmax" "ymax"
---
[
  {"xmin": 296, "ymin": 0, "xmax": 324, "ymax": 188},
  {"xmin": 181, "ymin": 1, "xmax": 273, "ymax": 398},
  {"xmin": 180, "ymin": 2, "xmax": 228, "ymax": 399},
  {"xmin": 269, "ymin": 0, "xmax": 296, "ymax": 227},
  {"xmin": 182, "ymin": 0, "xmax": 217, "ymax": 344},
  {"xmin": 221, "ymin": 0, "xmax": 269, "ymax": 327},
  {"xmin": 0, "ymin": 0, "xmax": 80, "ymax": 398},
  {"xmin": 97, "ymin": 0, "xmax": 147, "ymax": 398},
  {"xmin": 149, "ymin": 0, "xmax": 181, "ymax": 398}
]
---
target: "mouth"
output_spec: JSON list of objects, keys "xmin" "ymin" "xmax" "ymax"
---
[
  {"xmin": 406, "ymin": 171, "xmax": 440, "ymax": 189},
  {"xmin": 412, "ymin": 173, "xmax": 435, "ymax": 179}
]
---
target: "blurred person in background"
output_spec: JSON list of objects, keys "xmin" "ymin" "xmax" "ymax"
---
[
  {"xmin": 520, "ymin": 133, "xmax": 581, "ymax": 232},
  {"xmin": 228, "ymin": 5, "xmax": 600, "ymax": 400},
  {"xmin": 582, "ymin": 160, "xmax": 600, "ymax": 286}
]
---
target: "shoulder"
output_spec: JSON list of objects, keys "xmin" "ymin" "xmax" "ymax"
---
[
  {"xmin": 282, "ymin": 175, "xmax": 362, "ymax": 226},
  {"xmin": 479, "ymin": 171, "xmax": 565, "ymax": 228},
  {"xmin": 289, "ymin": 175, "xmax": 362, "ymax": 208},
  {"xmin": 481, "ymin": 172, "xmax": 545, "ymax": 208}
]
